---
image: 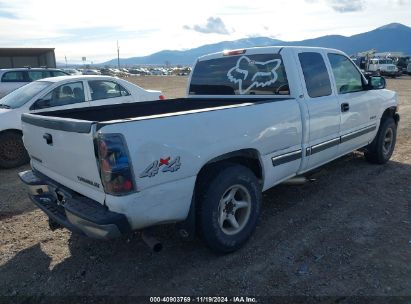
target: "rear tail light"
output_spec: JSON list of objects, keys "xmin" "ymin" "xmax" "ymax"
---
[
  {"xmin": 159, "ymin": 94, "xmax": 165, "ymax": 100},
  {"xmin": 96, "ymin": 134, "xmax": 135, "ymax": 195}
]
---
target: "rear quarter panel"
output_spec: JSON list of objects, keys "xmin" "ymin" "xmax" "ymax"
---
[
  {"xmin": 99, "ymin": 99, "xmax": 302, "ymax": 228},
  {"xmin": 99, "ymin": 99, "xmax": 302, "ymax": 192}
]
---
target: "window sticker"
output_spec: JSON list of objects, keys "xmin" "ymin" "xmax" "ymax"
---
[{"xmin": 227, "ymin": 56, "xmax": 282, "ymax": 94}]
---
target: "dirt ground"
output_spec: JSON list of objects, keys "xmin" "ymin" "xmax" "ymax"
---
[{"xmin": 0, "ymin": 76, "xmax": 410, "ymax": 300}]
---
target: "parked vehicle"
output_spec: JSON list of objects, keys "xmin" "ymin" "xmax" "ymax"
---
[
  {"xmin": 82, "ymin": 69, "xmax": 101, "ymax": 75},
  {"xmin": 63, "ymin": 68, "xmax": 82, "ymax": 75},
  {"xmin": 367, "ymin": 58, "xmax": 400, "ymax": 77},
  {"xmin": 394, "ymin": 56, "xmax": 410, "ymax": 74},
  {"xmin": 0, "ymin": 68, "xmax": 68, "ymax": 98},
  {"xmin": 19, "ymin": 47, "xmax": 399, "ymax": 253},
  {"xmin": 99, "ymin": 68, "xmax": 115, "ymax": 76},
  {"xmin": 407, "ymin": 62, "xmax": 411, "ymax": 75},
  {"xmin": 0, "ymin": 75, "xmax": 164, "ymax": 168}
]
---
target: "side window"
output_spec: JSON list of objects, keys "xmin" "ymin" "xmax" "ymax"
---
[
  {"xmin": 88, "ymin": 80, "xmax": 130, "ymax": 101},
  {"xmin": 28, "ymin": 71, "xmax": 47, "ymax": 82},
  {"xmin": 36, "ymin": 82, "xmax": 85, "ymax": 109},
  {"xmin": 298, "ymin": 52, "xmax": 332, "ymax": 98},
  {"xmin": 328, "ymin": 54, "xmax": 363, "ymax": 94},
  {"xmin": 43, "ymin": 71, "xmax": 53, "ymax": 78},
  {"xmin": 52, "ymin": 71, "xmax": 68, "ymax": 77},
  {"xmin": 1, "ymin": 71, "xmax": 25, "ymax": 82}
]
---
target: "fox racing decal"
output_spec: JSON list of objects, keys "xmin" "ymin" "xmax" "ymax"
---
[{"xmin": 227, "ymin": 56, "xmax": 282, "ymax": 94}]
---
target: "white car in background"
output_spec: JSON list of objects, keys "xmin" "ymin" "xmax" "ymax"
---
[
  {"xmin": 0, "ymin": 75, "xmax": 164, "ymax": 168},
  {"xmin": 63, "ymin": 68, "xmax": 82, "ymax": 75},
  {"xmin": 0, "ymin": 68, "xmax": 69, "ymax": 98},
  {"xmin": 82, "ymin": 69, "xmax": 101, "ymax": 75}
]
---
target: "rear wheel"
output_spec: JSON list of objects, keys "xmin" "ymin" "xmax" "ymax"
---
[
  {"xmin": 197, "ymin": 164, "xmax": 262, "ymax": 253},
  {"xmin": 365, "ymin": 117, "xmax": 397, "ymax": 164},
  {"xmin": 0, "ymin": 132, "xmax": 30, "ymax": 169}
]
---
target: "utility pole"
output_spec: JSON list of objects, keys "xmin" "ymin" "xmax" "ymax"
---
[
  {"xmin": 65, "ymin": 56, "xmax": 67, "ymax": 68},
  {"xmin": 117, "ymin": 40, "xmax": 120, "ymax": 70}
]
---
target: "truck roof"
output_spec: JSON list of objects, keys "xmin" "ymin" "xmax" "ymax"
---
[{"xmin": 197, "ymin": 46, "xmax": 344, "ymax": 61}]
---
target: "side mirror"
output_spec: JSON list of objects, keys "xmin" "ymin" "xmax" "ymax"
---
[
  {"xmin": 367, "ymin": 76, "xmax": 386, "ymax": 90},
  {"xmin": 33, "ymin": 98, "xmax": 50, "ymax": 110}
]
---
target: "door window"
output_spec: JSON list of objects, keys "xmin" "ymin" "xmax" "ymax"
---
[
  {"xmin": 36, "ymin": 82, "xmax": 86, "ymax": 109},
  {"xmin": 328, "ymin": 54, "xmax": 363, "ymax": 94},
  {"xmin": 299, "ymin": 52, "xmax": 332, "ymax": 98},
  {"xmin": 88, "ymin": 80, "xmax": 130, "ymax": 101}
]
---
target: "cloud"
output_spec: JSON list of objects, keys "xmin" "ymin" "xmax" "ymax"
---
[
  {"xmin": 326, "ymin": 0, "xmax": 365, "ymax": 12},
  {"xmin": 183, "ymin": 17, "xmax": 231, "ymax": 35},
  {"xmin": 305, "ymin": 0, "xmax": 365, "ymax": 12},
  {"xmin": 392, "ymin": 0, "xmax": 409, "ymax": 5}
]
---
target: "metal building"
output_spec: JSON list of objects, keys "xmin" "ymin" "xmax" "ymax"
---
[{"xmin": 0, "ymin": 48, "xmax": 56, "ymax": 68}]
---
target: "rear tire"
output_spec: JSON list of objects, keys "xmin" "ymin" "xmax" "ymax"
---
[
  {"xmin": 364, "ymin": 117, "xmax": 397, "ymax": 164},
  {"xmin": 0, "ymin": 131, "xmax": 30, "ymax": 169},
  {"xmin": 196, "ymin": 163, "xmax": 262, "ymax": 253}
]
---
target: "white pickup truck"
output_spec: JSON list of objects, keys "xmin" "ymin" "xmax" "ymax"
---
[
  {"xmin": 19, "ymin": 46, "xmax": 399, "ymax": 253},
  {"xmin": 367, "ymin": 58, "xmax": 400, "ymax": 78}
]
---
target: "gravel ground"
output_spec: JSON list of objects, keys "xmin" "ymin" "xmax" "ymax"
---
[{"xmin": 0, "ymin": 76, "xmax": 410, "ymax": 300}]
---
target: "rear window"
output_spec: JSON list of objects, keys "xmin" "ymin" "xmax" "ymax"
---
[
  {"xmin": 189, "ymin": 54, "xmax": 289, "ymax": 95},
  {"xmin": 88, "ymin": 80, "xmax": 130, "ymax": 100},
  {"xmin": 1, "ymin": 71, "xmax": 26, "ymax": 82}
]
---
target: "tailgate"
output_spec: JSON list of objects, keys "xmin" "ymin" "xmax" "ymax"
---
[{"xmin": 21, "ymin": 113, "xmax": 105, "ymax": 204}]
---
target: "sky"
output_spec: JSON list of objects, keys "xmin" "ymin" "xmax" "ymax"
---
[{"xmin": 0, "ymin": 0, "xmax": 410, "ymax": 64}]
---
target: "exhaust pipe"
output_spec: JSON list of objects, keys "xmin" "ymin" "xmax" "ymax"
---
[
  {"xmin": 282, "ymin": 176, "xmax": 316, "ymax": 185},
  {"xmin": 141, "ymin": 230, "xmax": 163, "ymax": 252}
]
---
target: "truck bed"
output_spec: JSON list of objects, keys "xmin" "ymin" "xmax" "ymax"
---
[{"xmin": 36, "ymin": 97, "xmax": 286, "ymax": 122}]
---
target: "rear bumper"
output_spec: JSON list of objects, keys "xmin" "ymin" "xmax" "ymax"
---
[{"xmin": 19, "ymin": 170, "xmax": 130, "ymax": 239}]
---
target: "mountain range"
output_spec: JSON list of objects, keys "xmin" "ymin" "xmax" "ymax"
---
[{"xmin": 101, "ymin": 23, "xmax": 411, "ymax": 66}]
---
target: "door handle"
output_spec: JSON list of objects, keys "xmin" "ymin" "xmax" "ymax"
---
[
  {"xmin": 43, "ymin": 133, "xmax": 53, "ymax": 145},
  {"xmin": 341, "ymin": 103, "xmax": 350, "ymax": 112}
]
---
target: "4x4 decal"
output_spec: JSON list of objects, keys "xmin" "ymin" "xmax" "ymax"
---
[
  {"xmin": 139, "ymin": 156, "xmax": 181, "ymax": 178},
  {"xmin": 227, "ymin": 55, "xmax": 282, "ymax": 94}
]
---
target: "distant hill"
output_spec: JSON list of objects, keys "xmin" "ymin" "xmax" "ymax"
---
[{"xmin": 101, "ymin": 23, "xmax": 411, "ymax": 66}]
